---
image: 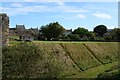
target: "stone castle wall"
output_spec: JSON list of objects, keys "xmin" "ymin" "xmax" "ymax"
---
[{"xmin": 0, "ymin": 14, "xmax": 9, "ymax": 47}]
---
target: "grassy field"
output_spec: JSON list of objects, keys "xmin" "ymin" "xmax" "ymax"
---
[{"xmin": 2, "ymin": 41, "xmax": 119, "ymax": 78}]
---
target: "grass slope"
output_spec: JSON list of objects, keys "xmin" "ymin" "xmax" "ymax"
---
[
  {"xmin": 2, "ymin": 41, "xmax": 119, "ymax": 78},
  {"xmin": 68, "ymin": 61, "xmax": 118, "ymax": 78}
]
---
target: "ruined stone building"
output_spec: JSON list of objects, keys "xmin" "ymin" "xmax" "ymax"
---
[
  {"xmin": 9, "ymin": 24, "xmax": 39, "ymax": 41},
  {"xmin": 16, "ymin": 24, "xmax": 25, "ymax": 36},
  {"xmin": 9, "ymin": 28, "xmax": 16, "ymax": 36},
  {"xmin": 0, "ymin": 13, "xmax": 9, "ymax": 47}
]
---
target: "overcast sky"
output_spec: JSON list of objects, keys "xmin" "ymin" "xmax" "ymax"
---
[{"xmin": 1, "ymin": 0, "xmax": 119, "ymax": 31}]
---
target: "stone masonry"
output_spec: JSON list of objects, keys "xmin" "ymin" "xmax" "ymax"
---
[{"xmin": 0, "ymin": 13, "xmax": 9, "ymax": 47}]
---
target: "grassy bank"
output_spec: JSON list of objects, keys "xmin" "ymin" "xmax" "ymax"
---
[{"xmin": 2, "ymin": 41, "xmax": 119, "ymax": 78}]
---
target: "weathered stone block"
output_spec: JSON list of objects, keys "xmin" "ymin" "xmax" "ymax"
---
[{"xmin": 0, "ymin": 13, "xmax": 9, "ymax": 47}]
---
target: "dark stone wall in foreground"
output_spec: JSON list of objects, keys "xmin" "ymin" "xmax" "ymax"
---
[{"xmin": 0, "ymin": 13, "xmax": 9, "ymax": 47}]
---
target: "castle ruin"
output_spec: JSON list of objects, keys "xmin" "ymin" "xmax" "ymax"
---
[{"xmin": 0, "ymin": 13, "xmax": 9, "ymax": 47}]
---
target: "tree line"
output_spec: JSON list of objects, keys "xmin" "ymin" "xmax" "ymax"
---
[
  {"xmin": 16, "ymin": 22, "xmax": 120, "ymax": 42},
  {"xmin": 38, "ymin": 22, "xmax": 120, "ymax": 42}
]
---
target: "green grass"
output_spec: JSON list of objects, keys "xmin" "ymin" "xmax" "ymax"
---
[
  {"xmin": 9, "ymin": 36, "xmax": 19, "ymax": 39},
  {"xmin": 33, "ymin": 41, "xmax": 115, "ymax": 43},
  {"xmin": 33, "ymin": 42, "xmax": 81, "ymax": 77},
  {"xmin": 84, "ymin": 43, "xmax": 118, "ymax": 63},
  {"xmin": 10, "ymin": 40, "xmax": 119, "ymax": 44},
  {"xmin": 3, "ymin": 42, "xmax": 61, "ymax": 78},
  {"xmin": 3, "ymin": 41, "xmax": 119, "ymax": 78},
  {"xmin": 98, "ymin": 69, "xmax": 119, "ymax": 78},
  {"xmin": 33, "ymin": 42, "xmax": 119, "ymax": 78},
  {"xmin": 68, "ymin": 61, "xmax": 118, "ymax": 78},
  {"xmin": 60, "ymin": 43, "xmax": 101, "ymax": 71},
  {"xmin": 9, "ymin": 41, "xmax": 21, "ymax": 46}
]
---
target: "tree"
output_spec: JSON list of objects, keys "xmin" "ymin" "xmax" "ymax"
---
[
  {"xmin": 68, "ymin": 34, "xmax": 80, "ymax": 41},
  {"xmin": 93, "ymin": 25, "xmax": 107, "ymax": 37},
  {"xmin": 104, "ymin": 32, "xmax": 112, "ymax": 41},
  {"xmin": 87, "ymin": 31, "xmax": 95, "ymax": 38},
  {"xmin": 87, "ymin": 31, "xmax": 96, "ymax": 41},
  {"xmin": 61, "ymin": 34, "xmax": 71, "ymax": 41},
  {"xmin": 40, "ymin": 22, "xmax": 65, "ymax": 40},
  {"xmin": 72, "ymin": 27, "xmax": 89, "ymax": 37},
  {"xmin": 111, "ymin": 28, "xmax": 120, "ymax": 41}
]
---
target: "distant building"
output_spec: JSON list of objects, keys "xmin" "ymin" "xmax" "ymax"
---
[
  {"xmin": 21, "ymin": 30, "xmax": 35, "ymax": 41},
  {"xmin": 29, "ymin": 28, "xmax": 39, "ymax": 33},
  {"xmin": 9, "ymin": 25, "xmax": 39, "ymax": 41},
  {"xmin": 28, "ymin": 28, "xmax": 39, "ymax": 40},
  {"xmin": 9, "ymin": 28, "xmax": 16, "ymax": 36},
  {"xmin": 64, "ymin": 29, "xmax": 72, "ymax": 35},
  {"xmin": 0, "ymin": 13, "xmax": 9, "ymax": 46},
  {"xmin": 22, "ymin": 34, "xmax": 34, "ymax": 41},
  {"xmin": 16, "ymin": 24, "xmax": 25, "ymax": 38},
  {"xmin": 16, "ymin": 24, "xmax": 25, "ymax": 30}
]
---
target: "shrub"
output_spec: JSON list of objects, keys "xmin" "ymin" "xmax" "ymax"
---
[
  {"xmin": 68, "ymin": 34, "xmax": 80, "ymax": 41},
  {"xmin": 2, "ymin": 42, "xmax": 60, "ymax": 78}
]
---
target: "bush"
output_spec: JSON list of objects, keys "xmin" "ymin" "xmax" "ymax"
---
[
  {"xmin": 2, "ymin": 42, "xmax": 41, "ymax": 78},
  {"xmin": 68, "ymin": 34, "xmax": 80, "ymax": 41},
  {"xmin": 2, "ymin": 42, "xmax": 60, "ymax": 78}
]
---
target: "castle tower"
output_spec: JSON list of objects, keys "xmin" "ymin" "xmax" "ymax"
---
[{"xmin": 0, "ymin": 13, "xmax": 9, "ymax": 47}]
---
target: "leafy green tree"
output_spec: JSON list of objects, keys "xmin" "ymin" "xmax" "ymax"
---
[
  {"xmin": 68, "ymin": 34, "xmax": 80, "ymax": 41},
  {"xmin": 87, "ymin": 31, "xmax": 96, "ymax": 40},
  {"xmin": 93, "ymin": 25, "xmax": 107, "ymax": 37},
  {"xmin": 72, "ymin": 27, "xmax": 89, "ymax": 37},
  {"xmin": 111, "ymin": 28, "xmax": 120, "ymax": 41},
  {"xmin": 87, "ymin": 31, "xmax": 95, "ymax": 38},
  {"xmin": 104, "ymin": 33, "xmax": 112, "ymax": 41},
  {"xmin": 61, "ymin": 34, "xmax": 71, "ymax": 41},
  {"xmin": 40, "ymin": 22, "xmax": 65, "ymax": 40}
]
